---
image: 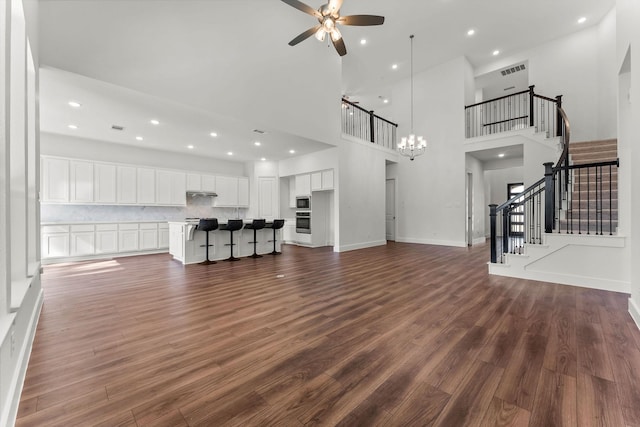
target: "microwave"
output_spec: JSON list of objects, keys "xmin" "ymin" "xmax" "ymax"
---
[{"xmin": 296, "ymin": 196, "xmax": 311, "ymax": 210}]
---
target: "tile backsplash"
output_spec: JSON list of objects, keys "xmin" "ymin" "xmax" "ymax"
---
[{"xmin": 41, "ymin": 196, "xmax": 247, "ymax": 223}]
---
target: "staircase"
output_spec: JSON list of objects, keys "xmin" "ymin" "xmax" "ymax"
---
[{"xmin": 560, "ymin": 139, "xmax": 618, "ymax": 234}]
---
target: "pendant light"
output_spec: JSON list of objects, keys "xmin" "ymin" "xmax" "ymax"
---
[{"xmin": 398, "ymin": 35, "xmax": 427, "ymax": 160}]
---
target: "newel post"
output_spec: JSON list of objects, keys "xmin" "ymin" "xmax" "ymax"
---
[
  {"xmin": 555, "ymin": 95, "xmax": 563, "ymax": 137},
  {"xmin": 489, "ymin": 204, "xmax": 498, "ymax": 263},
  {"xmin": 544, "ymin": 162, "xmax": 555, "ymax": 233},
  {"xmin": 369, "ymin": 110, "xmax": 375, "ymax": 143},
  {"xmin": 528, "ymin": 85, "xmax": 535, "ymax": 127}
]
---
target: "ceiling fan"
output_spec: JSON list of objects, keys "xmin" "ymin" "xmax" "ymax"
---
[{"xmin": 281, "ymin": 0, "xmax": 385, "ymax": 57}]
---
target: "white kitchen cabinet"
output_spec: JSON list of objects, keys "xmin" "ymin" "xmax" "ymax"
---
[
  {"xmin": 117, "ymin": 166, "xmax": 137, "ymax": 204},
  {"xmin": 258, "ymin": 177, "xmax": 276, "ymax": 219},
  {"xmin": 201, "ymin": 174, "xmax": 216, "ymax": 192},
  {"xmin": 186, "ymin": 173, "xmax": 201, "ymax": 191},
  {"xmin": 295, "ymin": 174, "xmax": 311, "ymax": 196},
  {"xmin": 69, "ymin": 160, "xmax": 94, "ymax": 203},
  {"xmin": 41, "ymin": 225, "xmax": 70, "ymax": 258},
  {"xmin": 70, "ymin": 224, "xmax": 95, "ymax": 256},
  {"xmin": 215, "ymin": 175, "xmax": 239, "ymax": 207},
  {"xmin": 41, "ymin": 157, "xmax": 69, "ymax": 203},
  {"xmin": 139, "ymin": 223, "xmax": 159, "ymax": 250},
  {"xmin": 157, "ymin": 170, "xmax": 186, "ymax": 206},
  {"xmin": 289, "ymin": 176, "xmax": 296, "ymax": 208},
  {"xmin": 321, "ymin": 169, "xmax": 334, "ymax": 190},
  {"xmin": 118, "ymin": 224, "xmax": 139, "ymax": 252},
  {"xmin": 94, "ymin": 163, "xmax": 117, "ymax": 204},
  {"xmin": 283, "ymin": 221, "xmax": 295, "ymax": 243},
  {"xmin": 95, "ymin": 224, "xmax": 118, "ymax": 254},
  {"xmin": 158, "ymin": 223, "xmax": 170, "ymax": 249},
  {"xmin": 171, "ymin": 172, "xmax": 186, "ymax": 205},
  {"xmin": 238, "ymin": 177, "xmax": 249, "ymax": 207},
  {"xmin": 169, "ymin": 223, "xmax": 185, "ymax": 260},
  {"xmin": 137, "ymin": 168, "xmax": 156, "ymax": 204},
  {"xmin": 311, "ymin": 172, "xmax": 322, "ymax": 191}
]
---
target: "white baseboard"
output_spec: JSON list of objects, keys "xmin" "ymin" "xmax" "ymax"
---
[
  {"xmin": 629, "ymin": 298, "xmax": 640, "ymax": 332},
  {"xmin": 336, "ymin": 240, "xmax": 387, "ymax": 252},
  {"xmin": 2, "ymin": 288, "xmax": 44, "ymax": 427},
  {"xmin": 396, "ymin": 237, "xmax": 467, "ymax": 248}
]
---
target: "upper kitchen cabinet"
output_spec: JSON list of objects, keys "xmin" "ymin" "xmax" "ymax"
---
[
  {"xmin": 117, "ymin": 166, "xmax": 137, "ymax": 204},
  {"xmin": 311, "ymin": 170, "xmax": 334, "ymax": 191},
  {"xmin": 94, "ymin": 163, "xmax": 117, "ymax": 204},
  {"xmin": 69, "ymin": 160, "xmax": 94, "ymax": 203},
  {"xmin": 41, "ymin": 157, "xmax": 69, "ymax": 203},
  {"xmin": 186, "ymin": 173, "xmax": 201, "ymax": 191},
  {"xmin": 295, "ymin": 174, "xmax": 311, "ymax": 196},
  {"xmin": 156, "ymin": 170, "xmax": 186, "ymax": 206},
  {"xmin": 215, "ymin": 175, "xmax": 248, "ymax": 207},
  {"xmin": 137, "ymin": 167, "xmax": 156, "ymax": 205}
]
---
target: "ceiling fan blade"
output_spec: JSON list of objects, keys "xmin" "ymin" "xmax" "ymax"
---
[
  {"xmin": 332, "ymin": 36, "xmax": 347, "ymax": 57},
  {"xmin": 280, "ymin": 0, "xmax": 321, "ymax": 18},
  {"xmin": 288, "ymin": 25, "xmax": 321, "ymax": 46},
  {"xmin": 328, "ymin": 0, "xmax": 343, "ymax": 14},
  {"xmin": 337, "ymin": 15, "xmax": 385, "ymax": 26}
]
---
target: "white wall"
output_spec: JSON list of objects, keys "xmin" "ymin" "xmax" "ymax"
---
[
  {"xmin": 483, "ymin": 166, "xmax": 525, "ymax": 234},
  {"xmin": 475, "ymin": 14, "xmax": 618, "ymax": 143},
  {"xmin": 616, "ymin": 0, "xmax": 640, "ymax": 328},
  {"xmin": 465, "ymin": 155, "xmax": 486, "ymax": 244}
]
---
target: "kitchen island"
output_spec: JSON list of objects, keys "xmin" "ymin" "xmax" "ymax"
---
[{"xmin": 169, "ymin": 220, "xmax": 282, "ymax": 264}]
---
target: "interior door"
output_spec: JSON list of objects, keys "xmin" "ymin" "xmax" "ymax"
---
[
  {"xmin": 467, "ymin": 172, "xmax": 473, "ymax": 246},
  {"xmin": 385, "ymin": 178, "xmax": 396, "ymax": 241},
  {"xmin": 258, "ymin": 176, "xmax": 277, "ymax": 220}
]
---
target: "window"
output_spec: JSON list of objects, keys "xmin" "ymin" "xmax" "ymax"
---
[{"xmin": 507, "ymin": 183, "xmax": 525, "ymax": 236}]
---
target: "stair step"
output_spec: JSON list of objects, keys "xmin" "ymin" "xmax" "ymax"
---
[
  {"xmin": 564, "ymin": 210, "xmax": 618, "ymax": 220},
  {"xmin": 569, "ymin": 200, "xmax": 618, "ymax": 210}
]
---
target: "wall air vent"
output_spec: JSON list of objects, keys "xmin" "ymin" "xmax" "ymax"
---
[
  {"xmin": 500, "ymin": 63, "xmax": 526, "ymax": 76},
  {"xmin": 504, "ymin": 86, "xmax": 516, "ymax": 91},
  {"xmin": 111, "ymin": 125, "xmax": 125, "ymax": 131}
]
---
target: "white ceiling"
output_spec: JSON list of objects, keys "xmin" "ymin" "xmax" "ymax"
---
[{"xmin": 37, "ymin": 0, "xmax": 615, "ymax": 161}]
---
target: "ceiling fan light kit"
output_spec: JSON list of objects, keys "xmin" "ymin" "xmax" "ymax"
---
[{"xmin": 281, "ymin": 0, "xmax": 384, "ymax": 57}]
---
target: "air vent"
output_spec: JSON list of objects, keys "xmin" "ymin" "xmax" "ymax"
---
[
  {"xmin": 253, "ymin": 129, "xmax": 266, "ymax": 134},
  {"xmin": 500, "ymin": 63, "xmax": 526, "ymax": 76},
  {"xmin": 504, "ymin": 86, "xmax": 516, "ymax": 91},
  {"xmin": 111, "ymin": 125, "xmax": 125, "ymax": 131}
]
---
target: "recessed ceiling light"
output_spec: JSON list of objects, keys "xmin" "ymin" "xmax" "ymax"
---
[
  {"xmin": 578, "ymin": 17, "xmax": 586, "ymax": 24},
  {"xmin": 467, "ymin": 29, "xmax": 475, "ymax": 36},
  {"xmin": 360, "ymin": 39, "xmax": 367, "ymax": 45},
  {"xmin": 227, "ymin": 151, "xmax": 233, "ymax": 156},
  {"xmin": 383, "ymin": 99, "xmax": 389, "ymax": 104},
  {"xmin": 261, "ymin": 157, "xmax": 267, "ymax": 161},
  {"xmin": 498, "ymin": 153, "xmax": 505, "ymax": 158},
  {"xmin": 392, "ymin": 64, "xmax": 398, "ymax": 70},
  {"xmin": 135, "ymin": 136, "xmax": 143, "ymax": 141},
  {"xmin": 187, "ymin": 145, "xmax": 194, "ymax": 149},
  {"xmin": 210, "ymin": 132, "xmax": 218, "ymax": 137},
  {"xmin": 68, "ymin": 101, "xmax": 81, "ymax": 108},
  {"xmin": 68, "ymin": 124, "xmax": 78, "ymax": 129},
  {"xmin": 289, "ymin": 149, "xmax": 295, "ymax": 154},
  {"xmin": 254, "ymin": 141, "xmax": 261, "ymax": 146},
  {"xmin": 150, "ymin": 119, "xmax": 160, "ymax": 125},
  {"xmin": 493, "ymin": 50, "xmax": 500, "ymax": 56}
]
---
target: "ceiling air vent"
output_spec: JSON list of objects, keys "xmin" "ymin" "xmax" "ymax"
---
[
  {"xmin": 111, "ymin": 125, "xmax": 125, "ymax": 131},
  {"xmin": 500, "ymin": 63, "xmax": 526, "ymax": 76},
  {"xmin": 253, "ymin": 129, "xmax": 266, "ymax": 134}
]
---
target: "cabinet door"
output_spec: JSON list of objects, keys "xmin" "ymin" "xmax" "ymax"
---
[
  {"xmin": 70, "ymin": 231, "xmax": 95, "ymax": 256},
  {"xmin": 186, "ymin": 173, "xmax": 201, "ymax": 191},
  {"xmin": 201, "ymin": 175, "xmax": 216, "ymax": 192},
  {"xmin": 311, "ymin": 172, "xmax": 322, "ymax": 191},
  {"xmin": 119, "ymin": 229, "xmax": 139, "ymax": 252},
  {"xmin": 137, "ymin": 168, "xmax": 156, "ymax": 204},
  {"xmin": 69, "ymin": 160, "xmax": 94, "ymax": 203},
  {"xmin": 139, "ymin": 225, "xmax": 159, "ymax": 250},
  {"xmin": 94, "ymin": 163, "xmax": 117, "ymax": 203},
  {"xmin": 156, "ymin": 170, "xmax": 173, "ymax": 205},
  {"xmin": 41, "ymin": 157, "xmax": 69, "ymax": 203},
  {"xmin": 238, "ymin": 177, "xmax": 249, "ymax": 207},
  {"xmin": 171, "ymin": 172, "xmax": 186, "ymax": 205},
  {"xmin": 258, "ymin": 177, "xmax": 276, "ymax": 218},
  {"xmin": 295, "ymin": 174, "xmax": 311, "ymax": 196},
  {"xmin": 215, "ymin": 176, "xmax": 238, "ymax": 206},
  {"xmin": 158, "ymin": 226, "xmax": 170, "ymax": 249},
  {"xmin": 95, "ymin": 230, "xmax": 118, "ymax": 254},
  {"xmin": 321, "ymin": 169, "xmax": 334, "ymax": 190},
  {"xmin": 42, "ymin": 233, "xmax": 70, "ymax": 258},
  {"xmin": 289, "ymin": 176, "xmax": 296, "ymax": 208},
  {"xmin": 117, "ymin": 166, "xmax": 137, "ymax": 204}
]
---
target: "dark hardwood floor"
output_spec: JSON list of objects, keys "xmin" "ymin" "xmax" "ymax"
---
[{"xmin": 16, "ymin": 242, "xmax": 640, "ymax": 426}]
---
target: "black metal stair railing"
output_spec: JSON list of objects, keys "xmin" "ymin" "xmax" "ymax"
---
[
  {"xmin": 341, "ymin": 98, "xmax": 398, "ymax": 150},
  {"xmin": 465, "ymin": 85, "xmax": 562, "ymax": 139}
]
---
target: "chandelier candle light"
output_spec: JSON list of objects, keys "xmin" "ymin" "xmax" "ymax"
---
[{"xmin": 398, "ymin": 34, "xmax": 427, "ymax": 160}]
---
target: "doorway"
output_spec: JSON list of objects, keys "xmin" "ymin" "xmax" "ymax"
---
[
  {"xmin": 466, "ymin": 172, "xmax": 473, "ymax": 246},
  {"xmin": 385, "ymin": 178, "xmax": 396, "ymax": 241}
]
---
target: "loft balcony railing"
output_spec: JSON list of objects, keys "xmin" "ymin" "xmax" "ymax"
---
[
  {"xmin": 341, "ymin": 98, "xmax": 398, "ymax": 150},
  {"xmin": 465, "ymin": 85, "xmax": 563, "ymax": 139}
]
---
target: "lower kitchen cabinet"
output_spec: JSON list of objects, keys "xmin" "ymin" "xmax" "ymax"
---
[
  {"xmin": 95, "ymin": 224, "xmax": 118, "ymax": 254},
  {"xmin": 139, "ymin": 223, "xmax": 159, "ymax": 250},
  {"xmin": 70, "ymin": 224, "xmax": 96, "ymax": 256},
  {"xmin": 42, "ymin": 225, "xmax": 70, "ymax": 258},
  {"xmin": 118, "ymin": 224, "xmax": 139, "ymax": 252},
  {"xmin": 158, "ymin": 223, "xmax": 170, "ymax": 248}
]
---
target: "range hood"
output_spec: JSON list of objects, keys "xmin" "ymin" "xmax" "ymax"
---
[{"xmin": 187, "ymin": 191, "xmax": 218, "ymax": 198}]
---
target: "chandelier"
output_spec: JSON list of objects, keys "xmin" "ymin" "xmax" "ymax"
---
[{"xmin": 397, "ymin": 35, "xmax": 427, "ymax": 160}]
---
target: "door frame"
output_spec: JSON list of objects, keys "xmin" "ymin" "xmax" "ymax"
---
[{"xmin": 385, "ymin": 178, "xmax": 396, "ymax": 241}]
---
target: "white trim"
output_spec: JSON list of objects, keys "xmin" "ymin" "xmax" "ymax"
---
[
  {"xmin": 396, "ymin": 237, "xmax": 467, "ymax": 248},
  {"xmin": 336, "ymin": 239, "xmax": 387, "ymax": 252},
  {"xmin": 2, "ymin": 288, "xmax": 43, "ymax": 427},
  {"xmin": 629, "ymin": 298, "xmax": 640, "ymax": 332}
]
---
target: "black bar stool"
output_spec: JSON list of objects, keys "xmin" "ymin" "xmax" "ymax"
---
[
  {"xmin": 198, "ymin": 218, "xmax": 218, "ymax": 265},
  {"xmin": 244, "ymin": 219, "xmax": 266, "ymax": 258},
  {"xmin": 266, "ymin": 219, "xmax": 285, "ymax": 255},
  {"xmin": 219, "ymin": 219, "xmax": 243, "ymax": 261}
]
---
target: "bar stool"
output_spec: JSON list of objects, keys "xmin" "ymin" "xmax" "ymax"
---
[
  {"xmin": 244, "ymin": 219, "xmax": 266, "ymax": 258},
  {"xmin": 219, "ymin": 219, "xmax": 243, "ymax": 261},
  {"xmin": 266, "ymin": 219, "xmax": 285, "ymax": 255},
  {"xmin": 198, "ymin": 218, "xmax": 219, "ymax": 265}
]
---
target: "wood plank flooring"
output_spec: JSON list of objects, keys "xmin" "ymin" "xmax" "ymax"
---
[{"xmin": 16, "ymin": 242, "xmax": 640, "ymax": 426}]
